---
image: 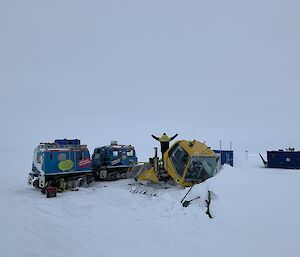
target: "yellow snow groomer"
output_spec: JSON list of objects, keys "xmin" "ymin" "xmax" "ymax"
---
[{"xmin": 129, "ymin": 139, "xmax": 219, "ymax": 187}]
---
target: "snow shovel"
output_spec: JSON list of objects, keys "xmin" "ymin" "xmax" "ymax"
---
[
  {"xmin": 182, "ymin": 196, "xmax": 200, "ymax": 207},
  {"xmin": 180, "ymin": 185, "xmax": 200, "ymax": 207},
  {"xmin": 180, "ymin": 186, "xmax": 194, "ymax": 203}
]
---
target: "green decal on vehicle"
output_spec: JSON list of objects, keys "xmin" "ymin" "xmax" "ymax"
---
[{"xmin": 58, "ymin": 160, "xmax": 74, "ymax": 172}]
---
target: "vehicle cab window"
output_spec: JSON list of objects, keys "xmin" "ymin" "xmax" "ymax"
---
[
  {"xmin": 37, "ymin": 152, "xmax": 42, "ymax": 163},
  {"xmin": 170, "ymin": 145, "xmax": 189, "ymax": 177},
  {"xmin": 113, "ymin": 150, "xmax": 119, "ymax": 157},
  {"xmin": 58, "ymin": 153, "xmax": 67, "ymax": 161},
  {"xmin": 76, "ymin": 151, "xmax": 84, "ymax": 160},
  {"xmin": 127, "ymin": 150, "xmax": 134, "ymax": 157}
]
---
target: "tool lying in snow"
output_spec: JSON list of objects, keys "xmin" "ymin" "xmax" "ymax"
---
[
  {"xmin": 180, "ymin": 186, "xmax": 194, "ymax": 204},
  {"xmin": 182, "ymin": 196, "xmax": 200, "ymax": 207},
  {"xmin": 205, "ymin": 190, "xmax": 212, "ymax": 218},
  {"xmin": 180, "ymin": 185, "xmax": 201, "ymax": 207}
]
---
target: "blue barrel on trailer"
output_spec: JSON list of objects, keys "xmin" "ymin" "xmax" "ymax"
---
[
  {"xmin": 213, "ymin": 150, "xmax": 234, "ymax": 167},
  {"xmin": 267, "ymin": 149, "xmax": 300, "ymax": 169}
]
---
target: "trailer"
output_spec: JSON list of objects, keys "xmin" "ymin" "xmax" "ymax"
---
[{"xmin": 260, "ymin": 148, "xmax": 300, "ymax": 169}]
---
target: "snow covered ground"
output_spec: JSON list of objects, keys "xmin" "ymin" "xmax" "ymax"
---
[{"xmin": 1, "ymin": 152, "xmax": 300, "ymax": 257}]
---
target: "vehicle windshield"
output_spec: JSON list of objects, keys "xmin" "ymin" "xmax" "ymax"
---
[
  {"xmin": 185, "ymin": 156, "xmax": 218, "ymax": 182},
  {"xmin": 170, "ymin": 145, "xmax": 189, "ymax": 177}
]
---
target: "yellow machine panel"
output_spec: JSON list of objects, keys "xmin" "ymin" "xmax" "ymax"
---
[
  {"xmin": 134, "ymin": 139, "xmax": 218, "ymax": 187},
  {"xmin": 164, "ymin": 140, "xmax": 217, "ymax": 187},
  {"xmin": 137, "ymin": 167, "xmax": 160, "ymax": 183}
]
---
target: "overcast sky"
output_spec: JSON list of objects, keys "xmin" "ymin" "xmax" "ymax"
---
[{"xmin": 1, "ymin": 0, "xmax": 299, "ymax": 160}]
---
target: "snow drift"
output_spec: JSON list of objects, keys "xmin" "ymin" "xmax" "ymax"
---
[{"xmin": 1, "ymin": 152, "xmax": 300, "ymax": 257}]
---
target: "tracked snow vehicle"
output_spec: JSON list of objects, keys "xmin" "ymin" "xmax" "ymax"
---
[
  {"xmin": 92, "ymin": 141, "xmax": 138, "ymax": 180},
  {"xmin": 129, "ymin": 137, "xmax": 219, "ymax": 187},
  {"xmin": 28, "ymin": 139, "xmax": 93, "ymax": 192}
]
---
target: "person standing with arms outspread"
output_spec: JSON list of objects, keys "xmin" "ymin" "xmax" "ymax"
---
[{"xmin": 151, "ymin": 133, "xmax": 178, "ymax": 158}]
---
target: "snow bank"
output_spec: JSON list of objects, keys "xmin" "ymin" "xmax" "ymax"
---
[{"xmin": 1, "ymin": 152, "xmax": 300, "ymax": 257}]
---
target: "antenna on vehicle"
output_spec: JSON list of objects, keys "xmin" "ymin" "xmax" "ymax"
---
[{"xmin": 188, "ymin": 125, "xmax": 197, "ymax": 140}]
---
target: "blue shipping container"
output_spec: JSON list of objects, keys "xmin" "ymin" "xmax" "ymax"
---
[
  {"xmin": 267, "ymin": 150, "xmax": 300, "ymax": 169},
  {"xmin": 213, "ymin": 150, "xmax": 233, "ymax": 167}
]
